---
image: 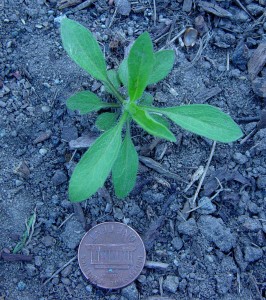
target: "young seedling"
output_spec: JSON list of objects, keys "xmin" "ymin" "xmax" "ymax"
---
[{"xmin": 60, "ymin": 17, "xmax": 243, "ymax": 202}]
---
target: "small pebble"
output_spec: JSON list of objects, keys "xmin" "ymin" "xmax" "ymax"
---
[
  {"xmin": 163, "ymin": 275, "xmax": 179, "ymax": 293},
  {"xmin": 52, "ymin": 170, "xmax": 67, "ymax": 186},
  {"xmin": 61, "ymin": 277, "xmax": 71, "ymax": 285},
  {"xmin": 17, "ymin": 281, "xmax": 26, "ymax": 291},
  {"xmin": 121, "ymin": 282, "xmax": 138, "ymax": 300},
  {"xmin": 39, "ymin": 148, "xmax": 48, "ymax": 155},
  {"xmin": 171, "ymin": 236, "xmax": 183, "ymax": 251}
]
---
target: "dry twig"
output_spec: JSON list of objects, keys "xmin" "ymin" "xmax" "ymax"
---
[{"xmin": 191, "ymin": 141, "xmax": 216, "ymax": 206}]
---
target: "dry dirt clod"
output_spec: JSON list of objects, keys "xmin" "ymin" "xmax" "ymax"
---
[
  {"xmin": 252, "ymin": 76, "xmax": 266, "ymax": 98},
  {"xmin": 114, "ymin": 0, "xmax": 131, "ymax": 16}
]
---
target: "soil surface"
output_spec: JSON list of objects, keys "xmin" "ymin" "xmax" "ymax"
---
[{"xmin": 1, "ymin": 0, "xmax": 266, "ymax": 299}]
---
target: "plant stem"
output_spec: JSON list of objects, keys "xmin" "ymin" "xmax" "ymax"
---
[{"xmin": 105, "ymin": 79, "xmax": 125, "ymax": 104}]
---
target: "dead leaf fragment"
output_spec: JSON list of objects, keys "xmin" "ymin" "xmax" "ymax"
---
[
  {"xmin": 14, "ymin": 161, "xmax": 30, "ymax": 178},
  {"xmin": 58, "ymin": 0, "xmax": 82, "ymax": 9},
  {"xmin": 69, "ymin": 135, "xmax": 97, "ymax": 150},
  {"xmin": 248, "ymin": 43, "xmax": 266, "ymax": 80},
  {"xmin": 198, "ymin": 1, "xmax": 232, "ymax": 18}
]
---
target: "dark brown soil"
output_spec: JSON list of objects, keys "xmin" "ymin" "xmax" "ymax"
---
[{"xmin": 1, "ymin": 0, "xmax": 266, "ymax": 299}]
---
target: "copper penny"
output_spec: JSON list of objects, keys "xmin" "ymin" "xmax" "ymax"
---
[{"xmin": 78, "ymin": 222, "xmax": 146, "ymax": 289}]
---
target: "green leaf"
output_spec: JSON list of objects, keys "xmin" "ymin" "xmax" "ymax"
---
[
  {"xmin": 112, "ymin": 129, "xmax": 138, "ymax": 198},
  {"xmin": 96, "ymin": 112, "xmax": 119, "ymax": 131},
  {"xmin": 139, "ymin": 92, "xmax": 154, "ymax": 106},
  {"xmin": 66, "ymin": 91, "xmax": 118, "ymax": 114},
  {"xmin": 128, "ymin": 32, "xmax": 154, "ymax": 101},
  {"xmin": 69, "ymin": 123, "xmax": 123, "ymax": 202},
  {"xmin": 60, "ymin": 18, "xmax": 108, "ymax": 81},
  {"xmin": 151, "ymin": 113, "xmax": 170, "ymax": 129},
  {"xmin": 104, "ymin": 70, "xmax": 121, "ymax": 95},
  {"xmin": 129, "ymin": 103, "xmax": 176, "ymax": 142},
  {"xmin": 158, "ymin": 104, "xmax": 243, "ymax": 143},
  {"xmin": 148, "ymin": 50, "xmax": 175, "ymax": 85},
  {"xmin": 118, "ymin": 58, "xmax": 128, "ymax": 88}
]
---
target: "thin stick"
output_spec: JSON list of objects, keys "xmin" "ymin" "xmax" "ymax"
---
[
  {"xmin": 57, "ymin": 213, "xmax": 74, "ymax": 229},
  {"xmin": 43, "ymin": 256, "xmax": 77, "ymax": 285},
  {"xmin": 153, "ymin": 0, "xmax": 157, "ymax": 26},
  {"xmin": 191, "ymin": 141, "xmax": 216, "ymax": 206},
  {"xmin": 226, "ymin": 51, "xmax": 230, "ymax": 71},
  {"xmin": 108, "ymin": 6, "xmax": 118, "ymax": 28},
  {"xmin": 160, "ymin": 28, "xmax": 186, "ymax": 50}
]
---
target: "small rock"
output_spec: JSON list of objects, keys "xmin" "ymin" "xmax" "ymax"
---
[
  {"xmin": 113, "ymin": 207, "xmax": 124, "ymax": 220},
  {"xmin": 35, "ymin": 256, "xmax": 42, "ymax": 267},
  {"xmin": 25, "ymin": 264, "xmax": 37, "ymax": 277},
  {"xmin": 142, "ymin": 191, "xmax": 165, "ymax": 204},
  {"xmin": 39, "ymin": 148, "xmax": 48, "ymax": 155},
  {"xmin": 52, "ymin": 170, "xmax": 67, "ymax": 186},
  {"xmin": 85, "ymin": 285, "xmax": 93, "ymax": 293},
  {"xmin": 61, "ymin": 277, "xmax": 71, "ymax": 285},
  {"xmin": 0, "ymin": 100, "xmax": 6, "ymax": 107},
  {"xmin": 61, "ymin": 125, "xmax": 78, "ymax": 142},
  {"xmin": 121, "ymin": 282, "xmax": 138, "ymax": 300},
  {"xmin": 171, "ymin": 236, "xmax": 183, "ymax": 251},
  {"xmin": 248, "ymin": 202, "xmax": 260, "ymax": 214},
  {"xmin": 178, "ymin": 218, "xmax": 198, "ymax": 236},
  {"xmin": 244, "ymin": 246, "xmax": 263, "ymax": 262},
  {"xmin": 41, "ymin": 235, "xmax": 55, "ymax": 247},
  {"xmin": 198, "ymin": 216, "xmax": 236, "ymax": 252},
  {"xmin": 114, "ymin": 0, "xmax": 131, "ymax": 16},
  {"xmin": 198, "ymin": 197, "xmax": 216, "ymax": 214},
  {"xmin": 163, "ymin": 275, "xmax": 179, "ymax": 293},
  {"xmin": 61, "ymin": 265, "xmax": 72, "ymax": 277},
  {"xmin": 246, "ymin": 4, "xmax": 265, "ymax": 16},
  {"xmin": 233, "ymin": 152, "xmax": 248, "ymax": 164},
  {"xmin": 257, "ymin": 175, "xmax": 266, "ymax": 189},
  {"xmin": 17, "ymin": 281, "xmax": 26, "ymax": 291}
]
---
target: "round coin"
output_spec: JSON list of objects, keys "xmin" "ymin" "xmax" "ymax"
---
[{"xmin": 78, "ymin": 222, "xmax": 146, "ymax": 289}]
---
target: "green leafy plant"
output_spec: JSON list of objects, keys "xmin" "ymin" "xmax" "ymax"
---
[{"xmin": 60, "ymin": 17, "xmax": 243, "ymax": 202}]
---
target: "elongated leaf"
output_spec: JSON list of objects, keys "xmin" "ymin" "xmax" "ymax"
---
[
  {"xmin": 104, "ymin": 70, "xmax": 121, "ymax": 95},
  {"xmin": 118, "ymin": 58, "xmax": 128, "ymax": 88},
  {"xmin": 128, "ymin": 32, "xmax": 154, "ymax": 101},
  {"xmin": 66, "ymin": 91, "xmax": 118, "ymax": 114},
  {"xmin": 148, "ymin": 50, "xmax": 175, "ymax": 85},
  {"xmin": 151, "ymin": 113, "xmax": 170, "ymax": 128},
  {"xmin": 96, "ymin": 112, "xmax": 119, "ymax": 131},
  {"xmin": 139, "ymin": 92, "xmax": 154, "ymax": 106},
  {"xmin": 69, "ymin": 123, "xmax": 123, "ymax": 202},
  {"xmin": 112, "ymin": 130, "xmax": 138, "ymax": 198},
  {"xmin": 157, "ymin": 104, "xmax": 243, "ymax": 143},
  {"xmin": 129, "ymin": 104, "xmax": 176, "ymax": 142},
  {"xmin": 61, "ymin": 18, "xmax": 108, "ymax": 81}
]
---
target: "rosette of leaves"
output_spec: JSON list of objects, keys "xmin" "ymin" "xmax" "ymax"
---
[{"xmin": 61, "ymin": 17, "xmax": 243, "ymax": 202}]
